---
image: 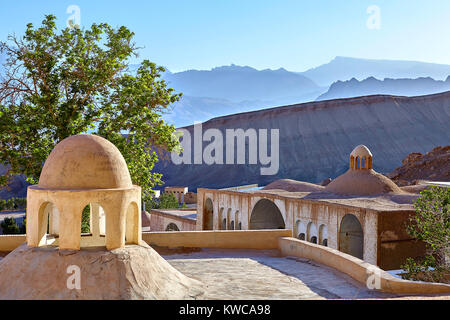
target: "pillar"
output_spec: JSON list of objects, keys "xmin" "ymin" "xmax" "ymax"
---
[{"xmin": 58, "ymin": 203, "xmax": 82, "ymax": 250}]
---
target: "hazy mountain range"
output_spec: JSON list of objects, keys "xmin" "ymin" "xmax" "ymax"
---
[
  {"xmin": 2, "ymin": 54, "xmax": 450, "ymax": 128},
  {"xmin": 301, "ymin": 56, "xmax": 450, "ymax": 86},
  {"xmin": 317, "ymin": 76, "xmax": 450, "ymax": 101},
  {"xmin": 161, "ymin": 57, "xmax": 450, "ymax": 127}
]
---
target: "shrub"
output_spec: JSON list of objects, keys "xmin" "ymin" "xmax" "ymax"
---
[{"xmin": 401, "ymin": 186, "xmax": 449, "ymax": 283}]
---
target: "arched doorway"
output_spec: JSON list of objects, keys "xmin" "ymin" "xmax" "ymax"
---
[
  {"xmin": 339, "ymin": 214, "xmax": 364, "ymax": 259},
  {"xmin": 218, "ymin": 208, "xmax": 225, "ymax": 230},
  {"xmin": 203, "ymin": 198, "xmax": 213, "ymax": 230},
  {"xmin": 249, "ymin": 199, "xmax": 285, "ymax": 229},
  {"xmin": 319, "ymin": 224, "xmax": 328, "ymax": 246}
]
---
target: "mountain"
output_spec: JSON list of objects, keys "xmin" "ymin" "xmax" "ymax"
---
[
  {"xmin": 154, "ymin": 91, "xmax": 450, "ymax": 191},
  {"xmin": 161, "ymin": 65, "xmax": 326, "ymax": 127},
  {"xmin": 163, "ymin": 65, "xmax": 323, "ymax": 102},
  {"xmin": 317, "ymin": 76, "xmax": 450, "ymax": 101},
  {"xmin": 301, "ymin": 56, "xmax": 450, "ymax": 87}
]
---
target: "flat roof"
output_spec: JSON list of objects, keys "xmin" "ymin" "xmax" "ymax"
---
[{"xmin": 160, "ymin": 248, "xmax": 399, "ymax": 300}]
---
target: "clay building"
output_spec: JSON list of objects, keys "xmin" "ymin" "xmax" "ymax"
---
[{"xmin": 196, "ymin": 145, "xmax": 427, "ymax": 270}]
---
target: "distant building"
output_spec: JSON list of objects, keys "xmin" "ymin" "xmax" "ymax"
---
[{"xmin": 164, "ymin": 186, "xmax": 188, "ymax": 203}]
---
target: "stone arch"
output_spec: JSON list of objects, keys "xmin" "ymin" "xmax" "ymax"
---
[
  {"xmin": 227, "ymin": 208, "xmax": 232, "ymax": 230},
  {"xmin": 339, "ymin": 214, "xmax": 364, "ymax": 259},
  {"xmin": 125, "ymin": 201, "xmax": 140, "ymax": 245},
  {"xmin": 249, "ymin": 198, "xmax": 285, "ymax": 229},
  {"xmin": 295, "ymin": 220, "xmax": 306, "ymax": 239},
  {"xmin": 36, "ymin": 202, "xmax": 54, "ymax": 246},
  {"xmin": 234, "ymin": 210, "xmax": 239, "ymax": 229},
  {"xmin": 306, "ymin": 222, "xmax": 318, "ymax": 242},
  {"xmin": 77, "ymin": 202, "xmax": 107, "ymax": 247},
  {"xmin": 47, "ymin": 202, "xmax": 60, "ymax": 237},
  {"xmin": 165, "ymin": 223, "xmax": 180, "ymax": 231},
  {"xmin": 203, "ymin": 198, "xmax": 213, "ymax": 230},
  {"xmin": 319, "ymin": 224, "xmax": 328, "ymax": 246},
  {"xmin": 218, "ymin": 207, "xmax": 225, "ymax": 230}
]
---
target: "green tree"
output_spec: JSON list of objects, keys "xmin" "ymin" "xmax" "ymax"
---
[
  {"xmin": 1, "ymin": 217, "xmax": 21, "ymax": 234},
  {"xmin": 158, "ymin": 192, "xmax": 180, "ymax": 209},
  {"xmin": 0, "ymin": 15, "xmax": 181, "ymax": 201},
  {"xmin": 401, "ymin": 186, "xmax": 449, "ymax": 283},
  {"xmin": 81, "ymin": 205, "xmax": 91, "ymax": 234}
]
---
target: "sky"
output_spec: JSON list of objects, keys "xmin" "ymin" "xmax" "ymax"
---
[{"xmin": 1, "ymin": 0, "xmax": 450, "ymax": 72}]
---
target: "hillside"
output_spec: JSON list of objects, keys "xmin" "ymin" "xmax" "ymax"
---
[
  {"xmin": 154, "ymin": 91, "xmax": 450, "ymax": 191},
  {"xmin": 387, "ymin": 146, "xmax": 450, "ymax": 186},
  {"xmin": 316, "ymin": 76, "xmax": 450, "ymax": 101}
]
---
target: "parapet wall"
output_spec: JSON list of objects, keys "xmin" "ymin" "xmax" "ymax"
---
[
  {"xmin": 278, "ymin": 237, "xmax": 450, "ymax": 295},
  {"xmin": 142, "ymin": 229, "xmax": 292, "ymax": 249},
  {"xmin": 0, "ymin": 235, "xmax": 26, "ymax": 252}
]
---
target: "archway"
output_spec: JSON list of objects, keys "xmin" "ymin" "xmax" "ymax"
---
[
  {"xmin": 319, "ymin": 224, "xmax": 328, "ymax": 246},
  {"xmin": 125, "ymin": 202, "xmax": 139, "ymax": 244},
  {"xmin": 203, "ymin": 198, "xmax": 214, "ymax": 230},
  {"xmin": 339, "ymin": 214, "xmax": 364, "ymax": 259},
  {"xmin": 295, "ymin": 220, "xmax": 306, "ymax": 240},
  {"xmin": 218, "ymin": 208, "xmax": 225, "ymax": 230},
  {"xmin": 165, "ymin": 223, "xmax": 180, "ymax": 231},
  {"xmin": 249, "ymin": 199, "xmax": 285, "ymax": 229},
  {"xmin": 306, "ymin": 222, "xmax": 317, "ymax": 242},
  {"xmin": 227, "ymin": 208, "xmax": 232, "ymax": 230}
]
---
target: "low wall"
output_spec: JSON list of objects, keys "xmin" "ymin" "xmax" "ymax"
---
[
  {"xmin": 143, "ymin": 229, "xmax": 292, "ymax": 250},
  {"xmin": 148, "ymin": 209, "xmax": 197, "ymax": 232},
  {"xmin": 0, "ymin": 235, "xmax": 26, "ymax": 252},
  {"xmin": 278, "ymin": 237, "xmax": 450, "ymax": 295}
]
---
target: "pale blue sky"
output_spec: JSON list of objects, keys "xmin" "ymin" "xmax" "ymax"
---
[{"xmin": 1, "ymin": 0, "xmax": 449, "ymax": 72}]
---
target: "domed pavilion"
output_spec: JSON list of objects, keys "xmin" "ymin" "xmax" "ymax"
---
[{"xmin": 26, "ymin": 134, "xmax": 142, "ymax": 250}]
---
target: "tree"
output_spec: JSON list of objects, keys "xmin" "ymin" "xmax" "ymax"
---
[
  {"xmin": 401, "ymin": 186, "xmax": 449, "ymax": 283},
  {"xmin": 1, "ymin": 217, "xmax": 21, "ymax": 234},
  {"xmin": 158, "ymin": 192, "xmax": 180, "ymax": 209},
  {"xmin": 0, "ymin": 15, "xmax": 181, "ymax": 201}
]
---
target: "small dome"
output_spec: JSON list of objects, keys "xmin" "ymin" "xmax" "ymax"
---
[
  {"xmin": 351, "ymin": 145, "xmax": 372, "ymax": 158},
  {"xmin": 38, "ymin": 135, "xmax": 132, "ymax": 189}
]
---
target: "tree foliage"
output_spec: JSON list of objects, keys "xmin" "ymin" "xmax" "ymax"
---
[
  {"xmin": 1, "ymin": 217, "xmax": 21, "ymax": 234},
  {"xmin": 401, "ymin": 186, "xmax": 450, "ymax": 283},
  {"xmin": 148, "ymin": 192, "xmax": 180, "ymax": 209},
  {"xmin": 0, "ymin": 15, "xmax": 181, "ymax": 200}
]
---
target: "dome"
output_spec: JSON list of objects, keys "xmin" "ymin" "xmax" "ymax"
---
[
  {"xmin": 38, "ymin": 135, "xmax": 132, "ymax": 189},
  {"xmin": 324, "ymin": 169, "xmax": 403, "ymax": 196},
  {"xmin": 350, "ymin": 145, "xmax": 372, "ymax": 158}
]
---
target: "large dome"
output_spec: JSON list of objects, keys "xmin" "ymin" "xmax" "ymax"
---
[
  {"xmin": 325, "ymin": 169, "xmax": 403, "ymax": 196},
  {"xmin": 38, "ymin": 135, "xmax": 132, "ymax": 190}
]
